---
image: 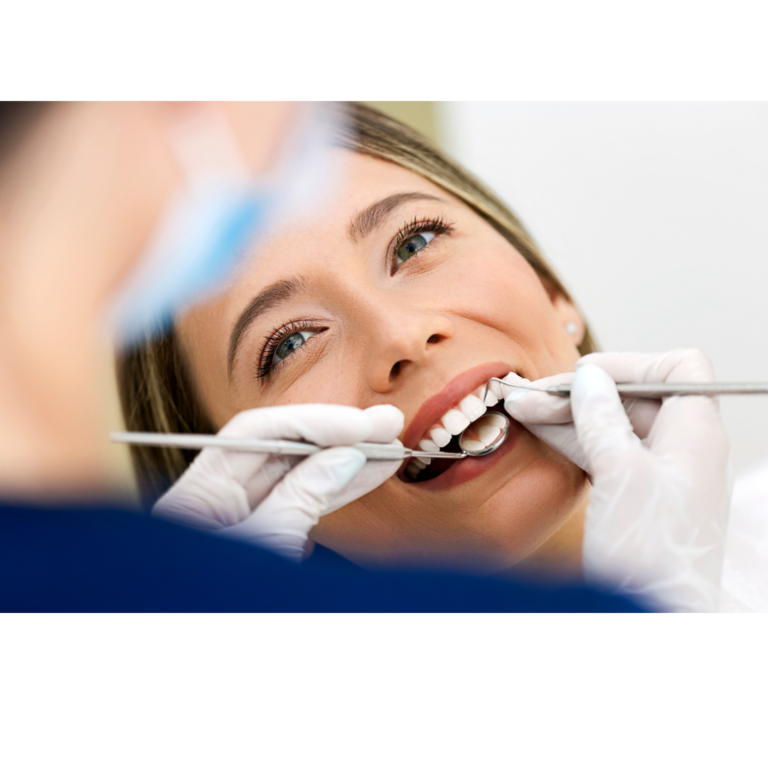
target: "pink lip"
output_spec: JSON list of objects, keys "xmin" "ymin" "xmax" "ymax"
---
[{"xmin": 402, "ymin": 361, "xmax": 514, "ymax": 450}]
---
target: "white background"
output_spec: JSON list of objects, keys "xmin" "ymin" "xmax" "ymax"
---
[{"xmin": 444, "ymin": 102, "xmax": 768, "ymax": 472}]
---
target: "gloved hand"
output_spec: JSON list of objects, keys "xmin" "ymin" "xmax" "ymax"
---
[
  {"xmin": 503, "ymin": 351, "xmax": 733, "ymax": 612},
  {"xmin": 152, "ymin": 403, "xmax": 404, "ymax": 562}
]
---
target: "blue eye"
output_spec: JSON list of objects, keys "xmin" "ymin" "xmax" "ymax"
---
[
  {"xmin": 396, "ymin": 231, "xmax": 435, "ymax": 266},
  {"xmin": 272, "ymin": 330, "xmax": 317, "ymax": 365}
]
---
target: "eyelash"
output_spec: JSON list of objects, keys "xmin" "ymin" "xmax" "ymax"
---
[
  {"xmin": 389, "ymin": 215, "xmax": 454, "ymax": 274},
  {"xmin": 255, "ymin": 216, "xmax": 455, "ymax": 380},
  {"xmin": 255, "ymin": 319, "xmax": 323, "ymax": 380}
]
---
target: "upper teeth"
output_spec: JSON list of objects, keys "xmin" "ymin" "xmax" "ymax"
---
[
  {"xmin": 427, "ymin": 427, "xmax": 451, "ymax": 448},
  {"xmin": 404, "ymin": 377, "xmax": 509, "ymax": 480}
]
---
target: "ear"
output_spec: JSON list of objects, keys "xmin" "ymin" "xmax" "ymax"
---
[{"xmin": 541, "ymin": 279, "xmax": 585, "ymax": 346}]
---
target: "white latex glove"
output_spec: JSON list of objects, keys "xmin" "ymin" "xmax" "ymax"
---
[
  {"xmin": 503, "ymin": 351, "xmax": 733, "ymax": 612},
  {"xmin": 152, "ymin": 403, "xmax": 404, "ymax": 562}
]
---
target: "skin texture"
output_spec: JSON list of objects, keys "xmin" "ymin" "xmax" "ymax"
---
[
  {"xmin": 177, "ymin": 151, "xmax": 590, "ymax": 575},
  {"xmin": 0, "ymin": 101, "xmax": 305, "ymax": 499}
]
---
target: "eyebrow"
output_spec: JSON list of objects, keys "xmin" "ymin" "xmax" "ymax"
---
[
  {"xmin": 347, "ymin": 192, "xmax": 445, "ymax": 243},
  {"xmin": 228, "ymin": 192, "xmax": 446, "ymax": 379},
  {"xmin": 227, "ymin": 277, "xmax": 306, "ymax": 378}
]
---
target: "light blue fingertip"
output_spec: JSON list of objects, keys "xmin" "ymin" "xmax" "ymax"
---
[
  {"xmin": 330, "ymin": 448, "xmax": 367, "ymax": 486},
  {"xmin": 505, "ymin": 388, "xmax": 529, "ymax": 404}
]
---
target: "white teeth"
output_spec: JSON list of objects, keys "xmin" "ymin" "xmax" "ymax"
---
[
  {"xmin": 474, "ymin": 385, "xmax": 498, "ymax": 407},
  {"xmin": 489, "ymin": 380, "xmax": 505, "ymax": 399},
  {"xmin": 483, "ymin": 390, "xmax": 499, "ymax": 406},
  {"xmin": 484, "ymin": 413, "xmax": 507, "ymax": 429},
  {"xmin": 405, "ymin": 456, "xmax": 429, "ymax": 480},
  {"xmin": 429, "ymin": 427, "xmax": 451, "ymax": 448},
  {"xmin": 408, "ymin": 378, "xmax": 511, "ymax": 475},
  {"xmin": 459, "ymin": 394, "xmax": 486, "ymax": 421},
  {"xmin": 442, "ymin": 409, "xmax": 470, "ymax": 435},
  {"xmin": 477, "ymin": 423, "xmax": 502, "ymax": 446}
]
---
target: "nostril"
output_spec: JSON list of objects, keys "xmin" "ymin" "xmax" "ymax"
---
[
  {"xmin": 390, "ymin": 361, "xmax": 401, "ymax": 379},
  {"xmin": 427, "ymin": 335, "xmax": 441, "ymax": 345}
]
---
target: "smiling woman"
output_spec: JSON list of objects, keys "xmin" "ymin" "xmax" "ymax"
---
[{"xmin": 117, "ymin": 102, "xmax": 597, "ymax": 575}]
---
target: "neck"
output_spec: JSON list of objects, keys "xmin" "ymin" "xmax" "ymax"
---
[{"xmin": 0, "ymin": 316, "xmax": 115, "ymax": 501}]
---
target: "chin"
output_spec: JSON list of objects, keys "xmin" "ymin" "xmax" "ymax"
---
[
  {"xmin": 312, "ymin": 446, "xmax": 588, "ymax": 575},
  {"xmin": 464, "ymin": 452, "xmax": 589, "ymax": 573}
]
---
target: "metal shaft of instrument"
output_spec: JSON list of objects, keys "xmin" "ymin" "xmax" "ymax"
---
[
  {"xmin": 485, "ymin": 378, "xmax": 768, "ymax": 400},
  {"xmin": 548, "ymin": 382, "xmax": 768, "ymax": 398},
  {"xmin": 110, "ymin": 432, "xmax": 466, "ymax": 461}
]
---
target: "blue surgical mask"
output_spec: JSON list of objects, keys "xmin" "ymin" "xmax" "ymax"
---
[{"xmin": 109, "ymin": 104, "xmax": 342, "ymax": 347}]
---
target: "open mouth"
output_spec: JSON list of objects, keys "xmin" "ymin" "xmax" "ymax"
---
[{"xmin": 399, "ymin": 377, "xmax": 508, "ymax": 484}]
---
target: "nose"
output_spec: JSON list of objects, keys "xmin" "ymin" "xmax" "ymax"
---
[{"xmin": 362, "ymin": 301, "xmax": 454, "ymax": 393}]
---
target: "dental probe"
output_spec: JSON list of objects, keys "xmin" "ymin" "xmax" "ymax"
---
[
  {"xmin": 110, "ymin": 432, "xmax": 467, "ymax": 461},
  {"xmin": 483, "ymin": 378, "xmax": 768, "ymax": 401}
]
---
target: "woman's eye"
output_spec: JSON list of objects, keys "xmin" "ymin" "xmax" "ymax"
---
[
  {"xmin": 272, "ymin": 330, "xmax": 317, "ymax": 365},
  {"xmin": 396, "ymin": 231, "xmax": 435, "ymax": 266}
]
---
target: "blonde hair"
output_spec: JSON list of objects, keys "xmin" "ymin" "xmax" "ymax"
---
[{"xmin": 117, "ymin": 102, "xmax": 597, "ymax": 504}]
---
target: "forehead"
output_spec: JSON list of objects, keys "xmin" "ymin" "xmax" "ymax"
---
[
  {"xmin": 201, "ymin": 150, "xmax": 459, "ymax": 302},
  {"xmin": 175, "ymin": 150, "xmax": 460, "ymax": 364},
  {"xmin": 262, "ymin": 149, "xmax": 452, "ymax": 246}
]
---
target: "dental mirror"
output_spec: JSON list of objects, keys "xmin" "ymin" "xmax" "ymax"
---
[{"xmin": 457, "ymin": 412, "xmax": 511, "ymax": 457}]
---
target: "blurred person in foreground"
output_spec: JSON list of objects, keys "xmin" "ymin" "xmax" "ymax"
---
[{"xmin": 0, "ymin": 101, "xmax": 642, "ymax": 611}]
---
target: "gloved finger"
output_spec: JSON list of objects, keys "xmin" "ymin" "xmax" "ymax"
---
[
  {"xmin": 188, "ymin": 443, "xmax": 271, "ymax": 509},
  {"xmin": 238, "ymin": 405, "xmax": 402, "ymax": 508},
  {"xmin": 647, "ymin": 393, "xmax": 731, "ymax": 471},
  {"xmin": 212, "ymin": 403, "xmax": 402, "ymax": 489},
  {"xmin": 364, "ymin": 404, "xmax": 405, "ymax": 443},
  {"xmin": 502, "ymin": 371, "xmax": 575, "ymax": 424},
  {"xmin": 224, "ymin": 447, "xmax": 367, "ymax": 543},
  {"xmin": 576, "ymin": 350, "xmax": 717, "ymax": 439},
  {"xmin": 519, "ymin": 422, "xmax": 591, "ymax": 474},
  {"xmin": 220, "ymin": 403, "xmax": 392, "ymax": 447},
  {"xmin": 504, "ymin": 368, "xmax": 660, "ymax": 442},
  {"xmin": 322, "ymin": 449, "xmax": 401, "ymax": 515},
  {"xmin": 241, "ymin": 453, "xmax": 303, "ymax": 510},
  {"xmin": 245, "ymin": 443, "xmax": 400, "ymax": 513},
  {"xmin": 577, "ymin": 349, "xmax": 716, "ymax": 385},
  {"xmin": 584, "ymin": 348, "xmax": 726, "ymax": 463},
  {"xmin": 571, "ymin": 364, "xmax": 643, "ymax": 477},
  {"xmin": 621, "ymin": 398, "xmax": 661, "ymax": 440},
  {"xmin": 152, "ymin": 466, "xmax": 248, "ymax": 530}
]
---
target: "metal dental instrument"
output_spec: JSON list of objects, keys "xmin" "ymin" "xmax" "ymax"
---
[
  {"xmin": 483, "ymin": 378, "xmax": 768, "ymax": 402},
  {"xmin": 457, "ymin": 412, "xmax": 511, "ymax": 456},
  {"xmin": 120, "ymin": 380, "xmax": 768, "ymax": 468},
  {"xmin": 112, "ymin": 414, "xmax": 516, "ymax": 462},
  {"xmin": 110, "ymin": 431, "xmax": 468, "ymax": 461}
]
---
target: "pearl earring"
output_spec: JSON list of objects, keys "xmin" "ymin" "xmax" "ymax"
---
[{"xmin": 565, "ymin": 322, "xmax": 578, "ymax": 336}]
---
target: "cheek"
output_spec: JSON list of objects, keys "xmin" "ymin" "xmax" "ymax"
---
[
  {"xmin": 244, "ymin": 360, "xmax": 359, "ymax": 410},
  {"xmin": 440, "ymin": 247, "xmax": 577, "ymax": 370}
]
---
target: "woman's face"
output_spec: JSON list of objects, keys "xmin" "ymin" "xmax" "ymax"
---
[{"xmin": 177, "ymin": 151, "xmax": 589, "ymax": 573}]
